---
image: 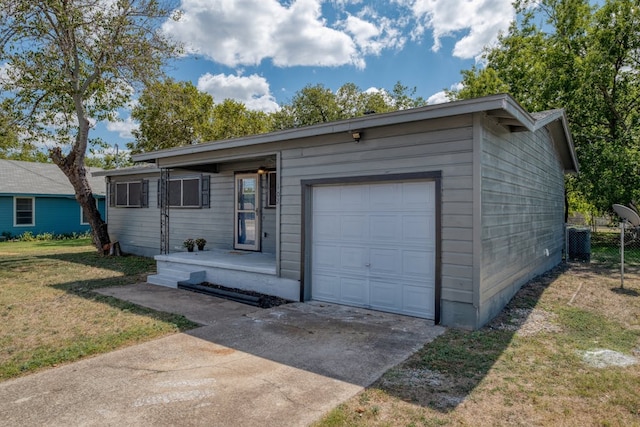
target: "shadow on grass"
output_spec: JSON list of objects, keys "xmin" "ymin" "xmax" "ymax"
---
[
  {"xmin": 41, "ymin": 251, "xmax": 195, "ymax": 328},
  {"xmin": 371, "ymin": 266, "xmax": 564, "ymax": 413},
  {"xmin": 611, "ymin": 287, "xmax": 640, "ymax": 297},
  {"xmin": 40, "ymin": 251, "xmax": 157, "ymax": 285},
  {"xmin": 0, "ymin": 249, "xmax": 197, "ymax": 380}
]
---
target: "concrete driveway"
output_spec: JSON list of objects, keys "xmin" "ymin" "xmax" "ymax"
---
[{"xmin": 0, "ymin": 283, "xmax": 445, "ymax": 427}]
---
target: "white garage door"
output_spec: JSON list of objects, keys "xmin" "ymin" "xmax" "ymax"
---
[{"xmin": 311, "ymin": 181, "xmax": 436, "ymax": 319}]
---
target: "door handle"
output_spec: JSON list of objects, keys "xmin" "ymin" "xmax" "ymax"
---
[{"xmin": 365, "ymin": 263, "xmax": 371, "ymax": 267}]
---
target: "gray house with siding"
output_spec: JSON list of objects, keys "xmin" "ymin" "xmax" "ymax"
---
[{"xmin": 95, "ymin": 94, "xmax": 577, "ymax": 329}]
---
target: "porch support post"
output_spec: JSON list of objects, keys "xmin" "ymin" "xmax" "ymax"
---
[{"xmin": 160, "ymin": 168, "xmax": 170, "ymax": 254}]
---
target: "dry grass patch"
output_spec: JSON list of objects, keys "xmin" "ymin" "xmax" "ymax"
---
[
  {"xmin": 0, "ymin": 239, "xmax": 197, "ymax": 380},
  {"xmin": 316, "ymin": 264, "xmax": 640, "ymax": 427}
]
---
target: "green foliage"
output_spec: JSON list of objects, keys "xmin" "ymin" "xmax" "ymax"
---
[
  {"xmin": 210, "ymin": 99, "xmax": 270, "ymax": 140},
  {"xmin": 453, "ymin": 0, "xmax": 640, "ymax": 213},
  {"xmin": 272, "ymin": 81, "xmax": 425, "ymax": 130},
  {"xmin": 129, "ymin": 78, "xmax": 216, "ymax": 154},
  {"xmin": 0, "ymin": 0, "xmax": 180, "ymax": 250},
  {"xmin": 13, "ymin": 231, "xmax": 92, "ymax": 242},
  {"xmin": 446, "ymin": 66, "xmax": 510, "ymax": 100}
]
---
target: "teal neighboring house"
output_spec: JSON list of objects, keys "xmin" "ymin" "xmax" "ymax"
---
[{"xmin": 0, "ymin": 159, "xmax": 106, "ymax": 238}]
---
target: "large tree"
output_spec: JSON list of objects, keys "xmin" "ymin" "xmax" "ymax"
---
[
  {"xmin": 449, "ymin": 0, "xmax": 640, "ymax": 213},
  {"xmin": 210, "ymin": 99, "xmax": 270, "ymax": 141},
  {"xmin": 129, "ymin": 78, "xmax": 215, "ymax": 154},
  {"xmin": 0, "ymin": 0, "xmax": 179, "ymax": 251}
]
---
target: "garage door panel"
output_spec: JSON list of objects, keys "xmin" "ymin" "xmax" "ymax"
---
[
  {"xmin": 340, "ymin": 277, "xmax": 368, "ymax": 305},
  {"xmin": 369, "ymin": 215, "xmax": 401, "ymax": 240},
  {"xmin": 369, "ymin": 248, "xmax": 401, "ymax": 275},
  {"xmin": 341, "ymin": 215, "xmax": 368, "ymax": 240},
  {"xmin": 403, "ymin": 181, "xmax": 434, "ymax": 210},
  {"xmin": 313, "ymin": 186, "xmax": 341, "ymax": 211},
  {"xmin": 313, "ymin": 214, "xmax": 341, "ymax": 240},
  {"xmin": 312, "ymin": 273, "xmax": 340, "ymax": 301},
  {"xmin": 369, "ymin": 280, "xmax": 402, "ymax": 310},
  {"xmin": 311, "ymin": 181, "xmax": 436, "ymax": 320},
  {"xmin": 339, "ymin": 185, "xmax": 368, "ymax": 211},
  {"xmin": 369, "ymin": 183, "xmax": 403, "ymax": 209},
  {"xmin": 403, "ymin": 284, "xmax": 434, "ymax": 317},
  {"xmin": 402, "ymin": 214, "xmax": 434, "ymax": 243},
  {"xmin": 339, "ymin": 246, "xmax": 368, "ymax": 272},
  {"xmin": 312, "ymin": 243, "xmax": 339, "ymax": 269},
  {"xmin": 402, "ymin": 249, "xmax": 434, "ymax": 277}
]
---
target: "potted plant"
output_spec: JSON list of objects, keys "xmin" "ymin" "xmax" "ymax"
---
[
  {"xmin": 183, "ymin": 238, "xmax": 195, "ymax": 252},
  {"xmin": 196, "ymin": 238, "xmax": 207, "ymax": 251}
]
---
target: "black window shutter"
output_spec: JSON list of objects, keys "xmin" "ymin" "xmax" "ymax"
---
[
  {"xmin": 109, "ymin": 182, "xmax": 115, "ymax": 207},
  {"xmin": 141, "ymin": 179, "xmax": 149, "ymax": 208},
  {"xmin": 201, "ymin": 175, "xmax": 210, "ymax": 208},
  {"xmin": 157, "ymin": 179, "xmax": 161, "ymax": 208}
]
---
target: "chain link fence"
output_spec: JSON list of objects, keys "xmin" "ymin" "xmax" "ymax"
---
[{"xmin": 566, "ymin": 213, "xmax": 640, "ymax": 273}]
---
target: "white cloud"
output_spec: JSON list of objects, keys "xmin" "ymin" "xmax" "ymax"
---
[
  {"xmin": 163, "ymin": 0, "xmax": 361, "ymax": 68},
  {"xmin": 197, "ymin": 73, "xmax": 279, "ymax": 113},
  {"xmin": 106, "ymin": 116, "xmax": 138, "ymax": 139},
  {"xmin": 0, "ymin": 63, "xmax": 11, "ymax": 84},
  {"xmin": 426, "ymin": 90, "xmax": 449, "ymax": 105},
  {"xmin": 340, "ymin": 8, "xmax": 406, "ymax": 56},
  {"xmin": 400, "ymin": 0, "xmax": 514, "ymax": 59},
  {"xmin": 427, "ymin": 82, "xmax": 463, "ymax": 105}
]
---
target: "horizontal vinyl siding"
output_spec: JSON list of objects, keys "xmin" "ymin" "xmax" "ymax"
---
[
  {"xmin": 479, "ymin": 119, "xmax": 565, "ymax": 325},
  {"xmin": 106, "ymin": 161, "xmax": 277, "ymax": 257},
  {"xmin": 0, "ymin": 195, "xmax": 104, "ymax": 237},
  {"xmin": 279, "ymin": 116, "xmax": 475, "ymax": 291}
]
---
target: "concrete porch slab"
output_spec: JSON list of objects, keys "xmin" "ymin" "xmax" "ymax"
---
[{"xmin": 149, "ymin": 249, "xmax": 300, "ymax": 301}]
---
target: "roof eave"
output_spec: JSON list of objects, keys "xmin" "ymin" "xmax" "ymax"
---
[{"xmin": 131, "ymin": 94, "xmax": 535, "ymax": 163}]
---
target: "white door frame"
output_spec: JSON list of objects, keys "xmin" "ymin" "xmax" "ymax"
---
[{"xmin": 234, "ymin": 173, "xmax": 260, "ymax": 251}]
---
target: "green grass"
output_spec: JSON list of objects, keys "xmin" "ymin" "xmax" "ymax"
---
[
  {"xmin": 590, "ymin": 230, "xmax": 640, "ymax": 265},
  {"xmin": 0, "ymin": 239, "xmax": 198, "ymax": 380},
  {"xmin": 315, "ymin": 265, "xmax": 640, "ymax": 426}
]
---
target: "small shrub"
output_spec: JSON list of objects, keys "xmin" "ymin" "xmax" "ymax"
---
[{"xmin": 18, "ymin": 231, "xmax": 35, "ymax": 241}]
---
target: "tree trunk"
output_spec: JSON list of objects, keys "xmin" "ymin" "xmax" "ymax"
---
[{"xmin": 50, "ymin": 149, "xmax": 110, "ymax": 254}]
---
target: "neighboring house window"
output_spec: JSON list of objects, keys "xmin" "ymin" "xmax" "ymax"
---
[
  {"xmin": 14, "ymin": 197, "xmax": 34, "ymax": 226},
  {"xmin": 110, "ymin": 180, "xmax": 149, "ymax": 208},
  {"xmin": 157, "ymin": 175, "xmax": 210, "ymax": 208},
  {"xmin": 81, "ymin": 199, "xmax": 99, "ymax": 225},
  {"xmin": 267, "ymin": 171, "xmax": 277, "ymax": 208}
]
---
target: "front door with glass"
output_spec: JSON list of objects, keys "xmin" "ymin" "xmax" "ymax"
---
[{"xmin": 234, "ymin": 174, "xmax": 260, "ymax": 251}]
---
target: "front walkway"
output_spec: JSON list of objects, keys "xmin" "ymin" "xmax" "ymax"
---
[{"xmin": 0, "ymin": 284, "xmax": 444, "ymax": 427}]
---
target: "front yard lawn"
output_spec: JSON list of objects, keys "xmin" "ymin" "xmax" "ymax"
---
[
  {"xmin": 0, "ymin": 239, "xmax": 197, "ymax": 380},
  {"xmin": 316, "ymin": 263, "xmax": 640, "ymax": 426}
]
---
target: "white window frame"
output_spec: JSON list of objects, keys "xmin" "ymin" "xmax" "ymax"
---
[
  {"xmin": 80, "ymin": 199, "xmax": 99, "ymax": 225},
  {"xmin": 14, "ymin": 196, "xmax": 35, "ymax": 227}
]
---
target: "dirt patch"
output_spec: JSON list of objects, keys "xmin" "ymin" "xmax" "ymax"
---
[
  {"xmin": 491, "ymin": 308, "xmax": 562, "ymax": 336},
  {"xmin": 579, "ymin": 349, "xmax": 638, "ymax": 368}
]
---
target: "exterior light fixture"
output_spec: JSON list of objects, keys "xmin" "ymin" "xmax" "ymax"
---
[
  {"xmin": 257, "ymin": 166, "xmax": 268, "ymax": 174},
  {"xmin": 351, "ymin": 130, "xmax": 362, "ymax": 143}
]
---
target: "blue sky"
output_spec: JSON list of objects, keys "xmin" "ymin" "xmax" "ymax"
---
[{"xmin": 100, "ymin": 0, "xmax": 517, "ymax": 151}]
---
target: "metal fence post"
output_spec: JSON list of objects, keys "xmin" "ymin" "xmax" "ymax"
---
[{"xmin": 620, "ymin": 220, "xmax": 625, "ymax": 288}]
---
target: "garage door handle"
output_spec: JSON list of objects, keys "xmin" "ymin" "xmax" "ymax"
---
[{"xmin": 365, "ymin": 263, "xmax": 371, "ymax": 267}]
